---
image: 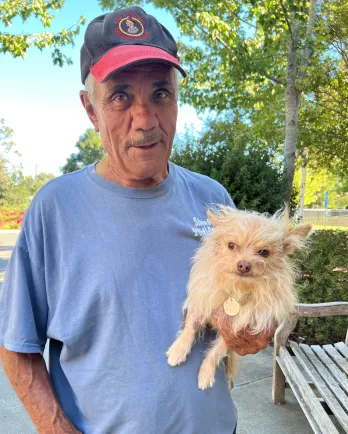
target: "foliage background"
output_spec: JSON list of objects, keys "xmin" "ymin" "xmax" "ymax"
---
[{"xmin": 293, "ymin": 230, "xmax": 348, "ymax": 344}]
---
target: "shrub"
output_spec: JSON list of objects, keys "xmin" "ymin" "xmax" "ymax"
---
[
  {"xmin": 172, "ymin": 142, "xmax": 292, "ymax": 215},
  {"xmin": 171, "ymin": 119, "xmax": 299, "ymax": 214},
  {"xmin": 292, "ymin": 230, "xmax": 348, "ymax": 344},
  {"xmin": 0, "ymin": 207, "xmax": 25, "ymax": 229}
]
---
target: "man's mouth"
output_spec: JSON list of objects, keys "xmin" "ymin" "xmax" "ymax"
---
[{"xmin": 134, "ymin": 142, "xmax": 158, "ymax": 150}]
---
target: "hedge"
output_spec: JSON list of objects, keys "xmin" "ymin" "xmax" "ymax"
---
[{"xmin": 292, "ymin": 230, "xmax": 348, "ymax": 344}]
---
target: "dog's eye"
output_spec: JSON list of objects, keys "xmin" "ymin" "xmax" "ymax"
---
[
  {"xmin": 228, "ymin": 242, "xmax": 235, "ymax": 250},
  {"xmin": 258, "ymin": 249, "xmax": 270, "ymax": 257}
]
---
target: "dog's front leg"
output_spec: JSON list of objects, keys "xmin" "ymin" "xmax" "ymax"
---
[
  {"xmin": 198, "ymin": 334, "xmax": 229, "ymax": 390},
  {"xmin": 166, "ymin": 312, "xmax": 201, "ymax": 366}
]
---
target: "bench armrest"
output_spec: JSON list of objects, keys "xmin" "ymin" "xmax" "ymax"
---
[
  {"xmin": 274, "ymin": 301, "xmax": 348, "ymax": 354},
  {"xmin": 296, "ymin": 302, "xmax": 348, "ymax": 317}
]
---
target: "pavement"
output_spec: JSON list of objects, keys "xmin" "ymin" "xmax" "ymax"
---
[{"xmin": 0, "ymin": 230, "xmax": 316, "ymax": 434}]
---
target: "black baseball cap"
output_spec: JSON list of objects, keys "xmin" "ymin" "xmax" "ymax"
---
[{"xmin": 80, "ymin": 6, "xmax": 187, "ymax": 84}]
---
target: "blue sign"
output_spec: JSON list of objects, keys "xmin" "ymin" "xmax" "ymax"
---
[{"xmin": 324, "ymin": 191, "xmax": 329, "ymax": 209}]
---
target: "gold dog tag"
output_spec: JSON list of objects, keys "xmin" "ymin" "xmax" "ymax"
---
[{"xmin": 223, "ymin": 297, "xmax": 240, "ymax": 316}]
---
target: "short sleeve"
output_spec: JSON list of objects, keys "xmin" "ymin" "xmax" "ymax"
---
[{"xmin": 0, "ymin": 230, "xmax": 48, "ymax": 354}]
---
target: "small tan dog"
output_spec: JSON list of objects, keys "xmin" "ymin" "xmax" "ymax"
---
[{"xmin": 166, "ymin": 206, "xmax": 311, "ymax": 390}]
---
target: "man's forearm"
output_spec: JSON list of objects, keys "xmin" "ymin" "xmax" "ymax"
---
[{"xmin": 0, "ymin": 347, "xmax": 81, "ymax": 434}]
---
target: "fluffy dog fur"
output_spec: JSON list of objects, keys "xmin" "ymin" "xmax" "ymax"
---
[{"xmin": 166, "ymin": 206, "xmax": 311, "ymax": 390}]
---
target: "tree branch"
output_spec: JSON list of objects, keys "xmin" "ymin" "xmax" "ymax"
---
[
  {"xmin": 191, "ymin": 17, "xmax": 285, "ymax": 87},
  {"xmin": 317, "ymin": 88, "xmax": 348, "ymax": 110},
  {"xmin": 264, "ymin": 73, "xmax": 285, "ymax": 86},
  {"xmin": 303, "ymin": 94, "xmax": 348, "ymax": 118},
  {"xmin": 221, "ymin": 2, "xmax": 257, "ymax": 29},
  {"xmin": 304, "ymin": 140, "xmax": 348, "ymax": 163},
  {"xmin": 279, "ymin": 0, "xmax": 293, "ymax": 40},
  {"xmin": 296, "ymin": 0, "xmax": 318, "ymax": 87},
  {"xmin": 164, "ymin": 0, "xmax": 286, "ymax": 88}
]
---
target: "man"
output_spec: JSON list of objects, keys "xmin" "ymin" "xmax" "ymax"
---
[{"xmin": 0, "ymin": 7, "xmax": 274, "ymax": 434}]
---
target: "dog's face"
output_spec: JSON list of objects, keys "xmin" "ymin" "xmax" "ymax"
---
[{"xmin": 206, "ymin": 207, "xmax": 311, "ymax": 287}]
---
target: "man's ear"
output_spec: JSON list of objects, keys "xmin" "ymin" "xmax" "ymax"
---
[
  {"xmin": 283, "ymin": 224, "xmax": 312, "ymax": 254},
  {"xmin": 80, "ymin": 90, "xmax": 99, "ymax": 132}
]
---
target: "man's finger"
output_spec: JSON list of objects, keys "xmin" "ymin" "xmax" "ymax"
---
[
  {"xmin": 254, "ymin": 339, "xmax": 269, "ymax": 350},
  {"xmin": 232, "ymin": 346, "xmax": 245, "ymax": 356}
]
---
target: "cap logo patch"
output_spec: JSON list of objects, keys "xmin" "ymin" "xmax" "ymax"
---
[{"xmin": 114, "ymin": 14, "xmax": 150, "ymax": 41}]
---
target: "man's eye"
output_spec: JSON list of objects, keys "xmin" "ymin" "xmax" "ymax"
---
[
  {"xmin": 113, "ymin": 94, "xmax": 127, "ymax": 102},
  {"xmin": 154, "ymin": 90, "xmax": 168, "ymax": 99},
  {"xmin": 257, "ymin": 249, "xmax": 270, "ymax": 257}
]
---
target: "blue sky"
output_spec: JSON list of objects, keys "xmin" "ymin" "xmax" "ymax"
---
[{"xmin": 0, "ymin": 2, "xmax": 202, "ymax": 176}]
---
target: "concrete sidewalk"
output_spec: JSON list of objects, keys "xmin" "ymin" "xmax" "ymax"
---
[
  {"xmin": 231, "ymin": 347, "xmax": 314, "ymax": 434},
  {"xmin": 0, "ymin": 230, "xmax": 315, "ymax": 433}
]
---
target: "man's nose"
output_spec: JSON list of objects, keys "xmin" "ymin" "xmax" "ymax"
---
[{"xmin": 131, "ymin": 101, "xmax": 159, "ymax": 131}]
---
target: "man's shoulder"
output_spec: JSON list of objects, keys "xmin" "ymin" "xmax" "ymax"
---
[
  {"xmin": 172, "ymin": 163, "xmax": 235, "ymax": 208},
  {"xmin": 173, "ymin": 163, "xmax": 228, "ymax": 194},
  {"xmin": 21, "ymin": 166, "xmax": 91, "ymax": 235},
  {"xmin": 33, "ymin": 165, "xmax": 90, "ymax": 203}
]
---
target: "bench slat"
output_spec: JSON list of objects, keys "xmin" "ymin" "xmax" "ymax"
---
[
  {"xmin": 290, "ymin": 342, "xmax": 348, "ymax": 431},
  {"xmin": 297, "ymin": 302, "xmax": 348, "ymax": 317},
  {"xmin": 278, "ymin": 346, "xmax": 340, "ymax": 434},
  {"xmin": 311, "ymin": 345, "xmax": 348, "ymax": 395},
  {"xmin": 323, "ymin": 344, "xmax": 348, "ymax": 376},
  {"xmin": 335, "ymin": 342, "xmax": 348, "ymax": 359},
  {"xmin": 301, "ymin": 344, "xmax": 348, "ymax": 414}
]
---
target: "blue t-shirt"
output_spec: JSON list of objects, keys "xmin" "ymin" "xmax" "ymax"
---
[{"xmin": 0, "ymin": 162, "xmax": 237, "ymax": 434}]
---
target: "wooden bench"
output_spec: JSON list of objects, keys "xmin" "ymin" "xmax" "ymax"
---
[{"xmin": 272, "ymin": 302, "xmax": 348, "ymax": 434}]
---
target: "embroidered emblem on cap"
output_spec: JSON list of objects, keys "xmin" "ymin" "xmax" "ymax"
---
[
  {"xmin": 114, "ymin": 14, "xmax": 149, "ymax": 40},
  {"xmin": 120, "ymin": 17, "xmax": 144, "ymax": 36}
]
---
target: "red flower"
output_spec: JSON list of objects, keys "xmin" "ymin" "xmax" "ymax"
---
[
  {"xmin": 19, "ymin": 211, "xmax": 25, "ymax": 216},
  {"xmin": 16, "ymin": 219, "xmax": 22, "ymax": 224},
  {"xmin": 0, "ymin": 220, "xmax": 3, "ymax": 226}
]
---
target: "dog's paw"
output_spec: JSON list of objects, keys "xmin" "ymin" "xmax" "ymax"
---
[
  {"xmin": 166, "ymin": 342, "xmax": 189, "ymax": 366},
  {"xmin": 198, "ymin": 366, "xmax": 216, "ymax": 390}
]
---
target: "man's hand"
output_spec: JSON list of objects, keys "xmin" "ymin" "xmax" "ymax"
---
[
  {"xmin": 213, "ymin": 310, "xmax": 276, "ymax": 356},
  {"xmin": 0, "ymin": 348, "xmax": 82, "ymax": 434}
]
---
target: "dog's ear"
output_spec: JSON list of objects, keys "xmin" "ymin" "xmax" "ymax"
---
[
  {"xmin": 283, "ymin": 224, "xmax": 312, "ymax": 254},
  {"xmin": 207, "ymin": 209, "xmax": 221, "ymax": 227}
]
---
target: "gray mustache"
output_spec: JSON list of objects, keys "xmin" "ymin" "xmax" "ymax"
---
[{"xmin": 128, "ymin": 132, "xmax": 163, "ymax": 147}]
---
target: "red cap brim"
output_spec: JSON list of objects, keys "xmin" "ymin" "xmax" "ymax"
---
[{"xmin": 90, "ymin": 45, "xmax": 187, "ymax": 82}]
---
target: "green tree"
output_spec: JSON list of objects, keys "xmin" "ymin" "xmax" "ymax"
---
[
  {"xmin": 0, "ymin": 0, "xmax": 86, "ymax": 66},
  {"xmin": 294, "ymin": 230, "xmax": 348, "ymax": 344},
  {"xmin": 171, "ymin": 119, "xmax": 293, "ymax": 214},
  {"xmin": 0, "ymin": 119, "xmax": 19, "ymax": 204},
  {"xmin": 5, "ymin": 172, "xmax": 56, "ymax": 208},
  {"xmin": 1, "ymin": 120, "xmax": 56, "ymax": 208},
  {"xmin": 294, "ymin": 168, "xmax": 348, "ymax": 209},
  {"xmin": 101, "ymin": 0, "xmax": 348, "ymax": 205},
  {"xmin": 61, "ymin": 129, "xmax": 105, "ymax": 174}
]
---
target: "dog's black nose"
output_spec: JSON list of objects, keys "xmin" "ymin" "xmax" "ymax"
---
[{"xmin": 237, "ymin": 261, "xmax": 252, "ymax": 274}]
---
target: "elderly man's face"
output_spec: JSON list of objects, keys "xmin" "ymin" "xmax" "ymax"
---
[{"xmin": 80, "ymin": 63, "xmax": 178, "ymax": 188}]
